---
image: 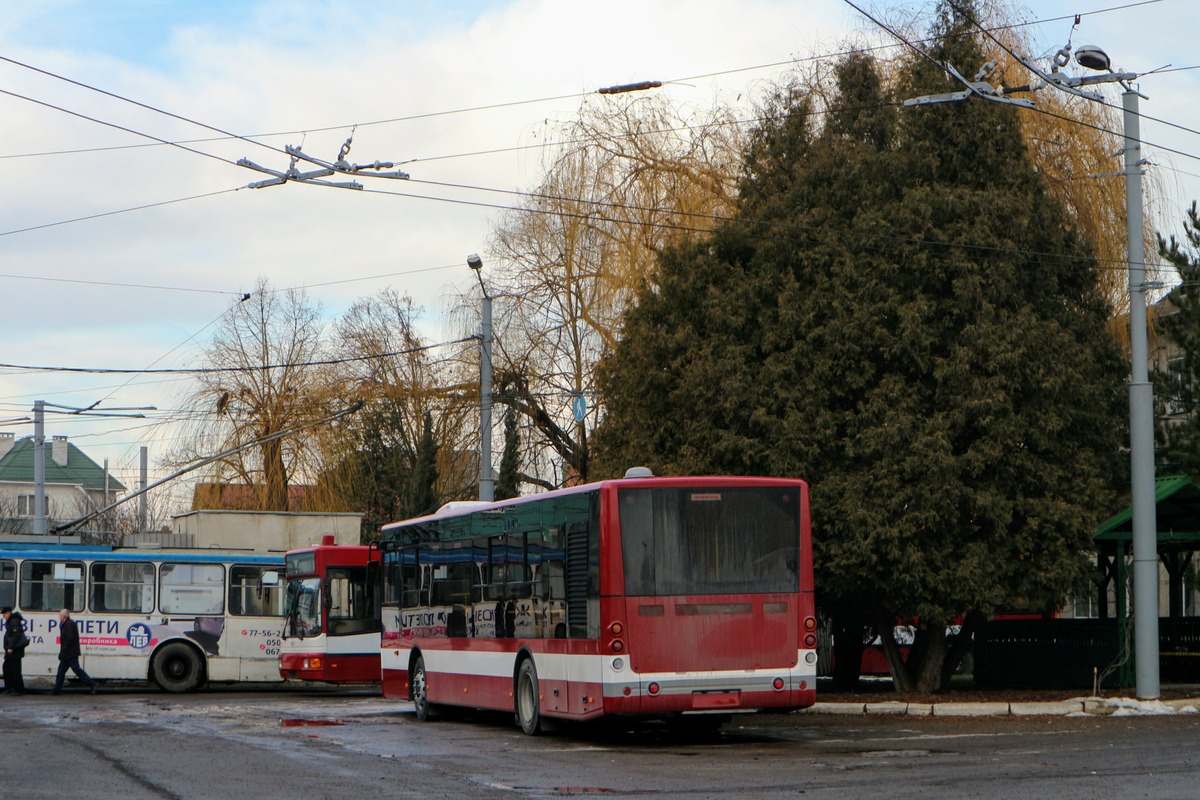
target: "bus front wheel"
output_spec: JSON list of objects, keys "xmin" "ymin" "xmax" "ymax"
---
[
  {"xmin": 515, "ymin": 658, "xmax": 542, "ymax": 735},
  {"xmin": 412, "ymin": 655, "xmax": 434, "ymax": 721},
  {"xmin": 152, "ymin": 643, "xmax": 203, "ymax": 693}
]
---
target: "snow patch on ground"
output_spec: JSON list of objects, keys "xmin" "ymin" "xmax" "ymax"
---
[{"xmin": 1099, "ymin": 697, "xmax": 1199, "ymax": 716}]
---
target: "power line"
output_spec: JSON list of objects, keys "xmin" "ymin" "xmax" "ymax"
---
[
  {"xmin": 0, "ymin": 186, "xmax": 244, "ymax": 244},
  {"xmin": 0, "ymin": 336, "xmax": 475, "ymax": 375},
  {"xmin": 0, "ymin": 86, "xmax": 240, "ymax": 170},
  {"xmin": 0, "ymin": 0, "xmax": 1172, "ymax": 165}
]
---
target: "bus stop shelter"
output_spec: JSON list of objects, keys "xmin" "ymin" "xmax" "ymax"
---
[
  {"xmin": 977, "ymin": 475, "xmax": 1200, "ymax": 689},
  {"xmin": 1094, "ymin": 474, "xmax": 1200, "ymax": 682}
]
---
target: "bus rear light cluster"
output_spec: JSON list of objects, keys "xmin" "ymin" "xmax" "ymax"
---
[
  {"xmin": 804, "ymin": 616, "xmax": 817, "ymax": 631},
  {"xmin": 303, "ymin": 657, "xmax": 322, "ymax": 670},
  {"xmin": 610, "ymin": 639, "xmax": 625, "ymax": 653},
  {"xmin": 609, "ymin": 621, "xmax": 624, "ymax": 636},
  {"xmin": 804, "ymin": 633, "xmax": 817, "ymax": 648}
]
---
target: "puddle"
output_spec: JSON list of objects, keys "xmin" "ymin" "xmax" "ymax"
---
[{"xmin": 279, "ymin": 718, "xmax": 346, "ymax": 728}]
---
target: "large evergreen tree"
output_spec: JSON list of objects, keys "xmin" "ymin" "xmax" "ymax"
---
[
  {"xmin": 1155, "ymin": 202, "xmax": 1200, "ymax": 474},
  {"xmin": 594, "ymin": 3, "xmax": 1127, "ymax": 691},
  {"xmin": 406, "ymin": 412, "xmax": 439, "ymax": 517},
  {"xmin": 494, "ymin": 407, "xmax": 522, "ymax": 501}
]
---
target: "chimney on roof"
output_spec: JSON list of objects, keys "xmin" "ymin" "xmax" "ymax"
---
[
  {"xmin": 0, "ymin": 432, "xmax": 12, "ymax": 459},
  {"xmin": 52, "ymin": 435, "xmax": 68, "ymax": 467}
]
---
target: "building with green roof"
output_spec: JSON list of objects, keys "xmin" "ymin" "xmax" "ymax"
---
[{"xmin": 0, "ymin": 433, "xmax": 125, "ymax": 534}]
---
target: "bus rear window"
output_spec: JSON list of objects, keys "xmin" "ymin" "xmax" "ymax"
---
[{"xmin": 619, "ymin": 487, "xmax": 800, "ymax": 596}]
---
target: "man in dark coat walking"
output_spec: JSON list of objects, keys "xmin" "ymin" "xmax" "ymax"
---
[
  {"xmin": 2, "ymin": 606, "xmax": 27, "ymax": 695},
  {"xmin": 53, "ymin": 608, "xmax": 97, "ymax": 694}
]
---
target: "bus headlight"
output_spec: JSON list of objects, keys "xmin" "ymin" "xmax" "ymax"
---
[{"xmin": 611, "ymin": 657, "xmax": 625, "ymax": 672}]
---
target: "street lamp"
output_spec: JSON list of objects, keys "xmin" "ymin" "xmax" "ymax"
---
[
  {"xmin": 1073, "ymin": 45, "xmax": 1160, "ymax": 699},
  {"xmin": 467, "ymin": 254, "xmax": 494, "ymax": 502}
]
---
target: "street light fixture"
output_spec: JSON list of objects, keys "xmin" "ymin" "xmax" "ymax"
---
[
  {"xmin": 1069, "ymin": 45, "xmax": 1160, "ymax": 700},
  {"xmin": 467, "ymin": 254, "xmax": 494, "ymax": 502}
]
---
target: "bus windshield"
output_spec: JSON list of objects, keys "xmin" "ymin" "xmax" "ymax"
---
[
  {"xmin": 619, "ymin": 485, "xmax": 800, "ymax": 596},
  {"xmin": 284, "ymin": 577, "xmax": 322, "ymax": 638}
]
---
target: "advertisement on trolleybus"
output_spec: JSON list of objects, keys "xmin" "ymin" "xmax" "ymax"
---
[
  {"xmin": 0, "ymin": 542, "xmax": 285, "ymax": 692},
  {"xmin": 279, "ymin": 536, "xmax": 381, "ymax": 683},
  {"xmin": 378, "ymin": 473, "xmax": 816, "ymax": 734}
]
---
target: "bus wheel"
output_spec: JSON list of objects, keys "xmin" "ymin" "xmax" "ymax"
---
[
  {"xmin": 412, "ymin": 655, "xmax": 434, "ymax": 722},
  {"xmin": 152, "ymin": 643, "xmax": 203, "ymax": 693},
  {"xmin": 515, "ymin": 658, "xmax": 541, "ymax": 735}
]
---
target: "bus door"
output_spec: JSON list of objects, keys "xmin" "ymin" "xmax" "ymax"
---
[{"xmin": 225, "ymin": 565, "xmax": 285, "ymax": 679}]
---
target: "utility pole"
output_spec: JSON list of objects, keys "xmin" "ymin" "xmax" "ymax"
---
[
  {"xmin": 139, "ymin": 446, "xmax": 149, "ymax": 535},
  {"xmin": 467, "ymin": 254, "xmax": 494, "ymax": 502},
  {"xmin": 33, "ymin": 400, "xmax": 46, "ymax": 537},
  {"xmin": 31, "ymin": 401, "xmax": 155, "ymax": 544},
  {"xmin": 1120, "ymin": 85, "xmax": 1160, "ymax": 699}
]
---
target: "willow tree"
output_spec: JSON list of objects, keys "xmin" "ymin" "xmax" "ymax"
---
[
  {"xmin": 594, "ymin": 2, "xmax": 1128, "ymax": 693},
  {"xmin": 319, "ymin": 288, "xmax": 476, "ymax": 535},
  {"xmin": 173, "ymin": 278, "xmax": 334, "ymax": 512},
  {"xmin": 483, "ymin": 96, "xmax": 745, "ymax": 487}
]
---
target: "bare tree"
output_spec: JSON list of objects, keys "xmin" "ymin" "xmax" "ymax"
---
[
  {"xmin": 319, "ymin": 289, "xmax": 476, "ymax": 532},
  {"xmin": 171, "ymin": 278, "xmax": 333, "ymax": 511}
]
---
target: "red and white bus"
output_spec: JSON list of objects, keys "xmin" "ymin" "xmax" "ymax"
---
[
  {"xmin": 378, "ymin": 473, "xmax": 816, "ymax": 734},
  {"xmin": 279, "ymin": 536, "xmax": 381, "ymax": 684}
]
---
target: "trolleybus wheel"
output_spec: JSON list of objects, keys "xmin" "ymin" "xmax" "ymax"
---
[
  {"xmin": 152, "ymin": 642, "xmax": 203, "ymax": 693},
  {"xmin": 412, "ymin": 655, "xmax": 434, "ymax": 722},
  {"xmin": 515, "ymin": 658, "xmax": 542, "ymax": 735}
]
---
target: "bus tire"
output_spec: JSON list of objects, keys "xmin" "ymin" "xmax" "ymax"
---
[
  {"xmin": 515, "ymin": 658, "xmax": 541, "ymax": 736},
  {"xmin": 412, "ymin": 655, "xmax": 434, "ymax": 722},
  {"xmin": 152, "ymin": 643, "xmax": 204, "ymax": 693}
]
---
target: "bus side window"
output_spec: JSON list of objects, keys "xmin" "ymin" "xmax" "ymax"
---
[
  {"xmin": 160, "ymin": 563, "xmax": 225, "ymax": 615},
  {"xmin": 229, "ymin": 565, "xmax": 281, "ymax": 616},
  {"xmin": 20, "ymin": 560, "xmax": 85, "ymax": 612},
  {"xmin": 0, "ymin": 560, "xmax": 15, "ymax": 609},
  {"xmin": 398, "ymin": 548, "xmax": 423, "ymax": 609},
  {"xmin": 91, "ymin": 562, "xmax": 154, "ymax": 613}
]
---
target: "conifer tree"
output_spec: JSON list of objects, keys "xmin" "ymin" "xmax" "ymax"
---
[
  {"xmin": 1156, "ymin": 203, "xmax": 1200, "ymax": 474},
  {"xmin": 406, "ymin": 412, "xmax": 439, "ymax": 518},
  {"xmin": 494, "ymin": 407, "xmax": 522, "ymax": 501},
  {"xmin": 595, "ymin": 1, "xmax": 1127, "ymax": 691}
]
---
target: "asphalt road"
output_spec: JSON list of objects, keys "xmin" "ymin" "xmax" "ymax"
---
[{"xmin": 1, "ymin": 684, "xmax": 1197, "ymax": 799}]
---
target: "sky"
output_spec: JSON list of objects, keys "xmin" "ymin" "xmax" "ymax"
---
[{"xmin": 1, "ymin": 0, "xmax": 1198, "ymax": 516}]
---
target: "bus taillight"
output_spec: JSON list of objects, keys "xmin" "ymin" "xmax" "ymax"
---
[
  {"xmin": 609, "ymin": 621, "xmax": 624, "ymax": 637},
  {"xmin": 804, "ymin": 633, "xmax": 817, "ymax": 648},
  {"xmin": 803, "ymin": 616, "xmax": 817, "ymax": 631},
  {"xmin": 647, "ymin": 682, "xmax": 660, "ymax": 696},
  {"xmin": 611, "ymin": 639, "xmax": 625, "ymax": 653},
  {"xmin": 772, "ymin": 678, "xmax": 785, "ymax": 691},
  {"xmin": 304, "ymin": 657, "xmax": 323, "ymax": 670}
]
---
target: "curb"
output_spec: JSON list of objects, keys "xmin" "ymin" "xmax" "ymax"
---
[{"xmin": 803, "ymin": 697, "xmax": 1200, "ymax": 717}]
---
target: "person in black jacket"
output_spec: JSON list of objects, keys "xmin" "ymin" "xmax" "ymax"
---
[
  {"xmin": 53, "ymin": 609, "xmax": 97, "ymax": 694},
  {"xmin": 2, "ymin": 606, "xmax": 27, "ymax": 695}
]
